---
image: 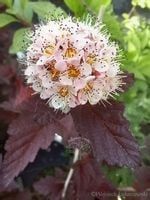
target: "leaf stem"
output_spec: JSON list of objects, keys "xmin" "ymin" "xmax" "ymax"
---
[{"xmin": 61, "ymin": 148, "xmax": 79, "ymax": 199}]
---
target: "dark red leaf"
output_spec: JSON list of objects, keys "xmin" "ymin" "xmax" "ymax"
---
[
  {"xmin": 34, "ymin": 157, "xmax": 117, "ymax": 200},
  {"xmin": 34, "ymin": 176, "xmax": 64, "ymax": 199},
  {"xmin": 33, "ymin": 169, "xmax": 65, "ymax": 199},
  {"xmin": 0, "ymin": 80, "xmax": 32, "ymax": 113},
  {"xmin": 69, "ymin": 156, "xmax": 117, "ymax": 200},
  {"xmin": 0, "ymin": 190, "xmax": 31, "ymax": 200},
  {"xmin": 0, "ymin": 154, "xmax": 2, "ymax": 168},
  {"xmin": 0, "ymin": 80, "xmax": 29, "ymax": 123},
  {"xmin": 0, "ymin": 109, "xmax": 17, "ymax": 123},
  {"xmin": 134, "ymin": 166, "xmax": 150, "ymax": 192},
  {"xmin": 0, "ymin": 64, "xmax": 16, "ymax": 85},
  {"xmin": 0, "ymin": 155, "xmax": 19, "ymax": 193},
  {"xmin": 0, "ymin": 96, "xmax": 75, "ymax": 187},
  {"xmin": 71, "ymin": 101, "xmax": 141, "ymax": 168}
]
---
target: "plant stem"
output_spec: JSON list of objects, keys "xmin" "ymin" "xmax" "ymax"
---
[{"xmin": 61, "ymin": 148, "xmax": 79, "ymax": 199}]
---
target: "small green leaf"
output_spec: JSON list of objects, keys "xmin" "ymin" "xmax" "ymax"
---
[
  {"xmin": 20, "ymin": 0, "xmax": 29, "ymax": 9},
  {"xmin": 29, "ymin": 1, "xmax": 65, "ymax": 20},
  {"xmin": 86, "ymin": 0, "xmax": 111, "ymax": 13},
  {"xmin": 0, "ymin": 13, "xmax": 17, "ymax": 28},
  {"xmin": 138, "ymin": 54, "xmax": 150, "ymax": 77},
  {"xmin": 22, "ymin": 2, "xmax": 33, "ymax": 23},
  {"xmin": 64, "ymin": 0, "xmax": 111, "ymax": 16},
  {"xmin": 127, "ymin": 31, "xmax": 141, "ymax": 54},
  {"xmin": 6, "ymin": 0, "xmax": 32, "ymax": 24},
  {"xmin": 103, "ymin": 12, "xmax": 123, "ymax": 42},
  {"xmin": 13, "ymin": 0, "xmax": 29, "ymax": 12},
  {"xmin": 9, "ymin": 28, "xmax": 30, "ymax": 54},
  {"xmin": 139, "ymin": 28, "xmax": 150, "ymax": 49},
  {"xmin": 102, "ymin": 165, "xmax": 134, "ymax": 187},
  {"xmin": 0, "ymin": 0, "xmax": 12, "ymax": 7},
  {"xmin": 64, "ymin": 0, "xmax": 85, "ymax": 17},
  {"xmin": 132, "ymin": 0, "xmax": 150, "ymax": 8},
  {"xmin": 11, "ymin": 0, "xmax": 33, "ymax": 23},
  {"xmin": 99, "ymin": 0, "xmax": 111, "ymax": 5}
]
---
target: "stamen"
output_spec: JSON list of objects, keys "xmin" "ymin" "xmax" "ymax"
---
[
  {"xmin": 47, "ymin": 62, "xmax": 60, "ymax": 81},
  {"xmin": 84, "ymin": 83, "xmax": 93, "ymax": 92},
  {"xmin": 68, "ymin": 65, "xmax": 80, "ymax": 78},
  {"xmin": 50, "ymin": 67, "xmax": 60, "ymax": 81},
  {"xmin": 65, "ymin": 47, "xmax": 77, "ymax": 58},
  {"xmin": 44, "ymin": 45, "xmax": 55, "ymax": 56},
  {"xmin": 86, "ymin": 54, "xmax": 96, "ymax": 65},
  {"xmin": 59, "ymin": 87, "xmax": 69, "ymax": 97}
]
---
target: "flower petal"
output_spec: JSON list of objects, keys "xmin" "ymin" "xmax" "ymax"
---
[
  {"xmin": 51, "ymin": 95, "xmax": 66, "ymax": 109},
  {"xmin": 94, "ymin": 60, "xmax": 109, "ymax": 72},
  {"xmin": 89, "ymin": 93, "xmax": 101, "ymax": 105},
  {"xmin": 80, "ymin": 63, "xmax": 92, "ymax": 76},
  {"xmin": 55, "ymin": 61, "xmax": 67, "ymax": 71},
  {"xmin": 41, "ymin": 76, "xmax": 53, "ymax": 88},
  {"xmin": 78, "ymin": 91, "xmax": 88, "ymax": 105},
  {"xmin": 25, "ymin": 65, "xmax": 37, "ymax": 76},
  {"xmin": 68, "ymin": 96, "xmax": 78, "ymax": 108},
  {"xmin": 59, "ymin": 76, "xmax": 72, "ymax": 85},
  {"xmin": 107, "ymin": 63, "xmax": 119, "ymax": 77},
  {"xmin": 67, "ymin": 57, "xmax": 80, "ymax": 66},
  {"xmin": 32, "ymin": 82, "xmax": 42, "ymax": 92},
  {"xmin": 40, "ymin": 88, "xmax": 54, "ymax": 99},
  {"xmin": 36, "ymin": 56, "xmax": 49, "ymax": 65},
  {"xmin": 74, "ymin": 78, "xmax": 87, "ymax": 90}
]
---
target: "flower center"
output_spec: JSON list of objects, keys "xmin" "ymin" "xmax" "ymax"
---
[
  {"xmin": 68, "ymin": 66, "xmax": 80, "ymax": 78},
  {"xmin": 44, "ymin": 45, "xmax": 55, "ymax": 56},
  {"xmin": 84, "ymin": 83, "xmax": 93, "ymax": 92},
  {"xmin": 50, "ymin": 67, "xmax": 60, "ymax": 81},
  {"xmin": 86, "ymin": 54, "xmax": 96, "ymax": 65},
  {"xmin": 47, "ymin": 62, "xmax": 60, "ymax": 81},
  {"xmin": 65, "ymin": 47, "xmax": 77, "ymax": 58},
  {"xmin": 59, "ymin": 87, "xmax": 69, "ymax": 97}
]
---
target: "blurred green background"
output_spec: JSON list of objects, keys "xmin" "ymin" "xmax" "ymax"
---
[{"xmin": 0, "ymin": 0, "xmax": 150, "ymax": 189}]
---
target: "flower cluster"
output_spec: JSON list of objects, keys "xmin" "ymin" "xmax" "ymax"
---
[{"xmin": 24, "ymin": 17, "xmax": 122, "ymax": 112}]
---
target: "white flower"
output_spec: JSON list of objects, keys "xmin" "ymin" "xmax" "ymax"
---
[{"xmin": 23, "ymin": 16, "xmax": 123, "ymax": 112}]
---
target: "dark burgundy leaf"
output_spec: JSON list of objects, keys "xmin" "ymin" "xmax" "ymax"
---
[
  {"xmin": 0, "ymin": 154, "xmax": 2, "ymax": 168},
  {"xmin": 34, "ymin": 176, "xmax": 63, "ymax": 198},
  {"xmin": 0, "ymin": 80, "xmax": 32, "ymax": 113},
  {"xmin": 0, "ymin": 181, "xmax": 19, "ymax": 193},
  {"xmin": 71, "ymin": 101, "xmax": 141, "ymax": 168},
  {"xmin": 0, "ymin": 64, "xmax": 14, "ymax": 85},
  {"xmin": 34, "ymin": 157, "xmax": 116, "ymax": 200},
  {"xmin": 33, "ymin": 169, "xmax": 65, "ymax": 200},
  {"xmin": 0, "ymin": 96, "xmax": 75, "ymax": 187},
  {"xmin": 134, "ymin": 166, "xmax": 150, "ymax": 192},
  {"xmin": 0, "ymin": 190, "xmax": 31, "ymax": 200},
  {"xmin": 69, "ymin": 156, "xmax": 117, "ymax": 200},
  {"xmin": 0, "ymin": 109, "xmax": 17, "ymax": 123},
  {"xmin": 0, "ymin": 155, "xmax": 19, "ymax": 193}
]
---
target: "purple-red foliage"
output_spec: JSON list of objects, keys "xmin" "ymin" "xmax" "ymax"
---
[
  {"xmin": 71, "ymin": 100, "xmax": 140, "ymax": 168},
  {"xmin": 34, "ymin": 156, "xmax": 117, "ymax": 200},
  {"xmin": 0, "ymin": 33, "xmax": 141, "ymax": 198}
]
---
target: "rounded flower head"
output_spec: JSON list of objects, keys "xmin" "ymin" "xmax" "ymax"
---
[{"xmin": 24, "ymin": 16, "xmax": 122, "ymax": 113}]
